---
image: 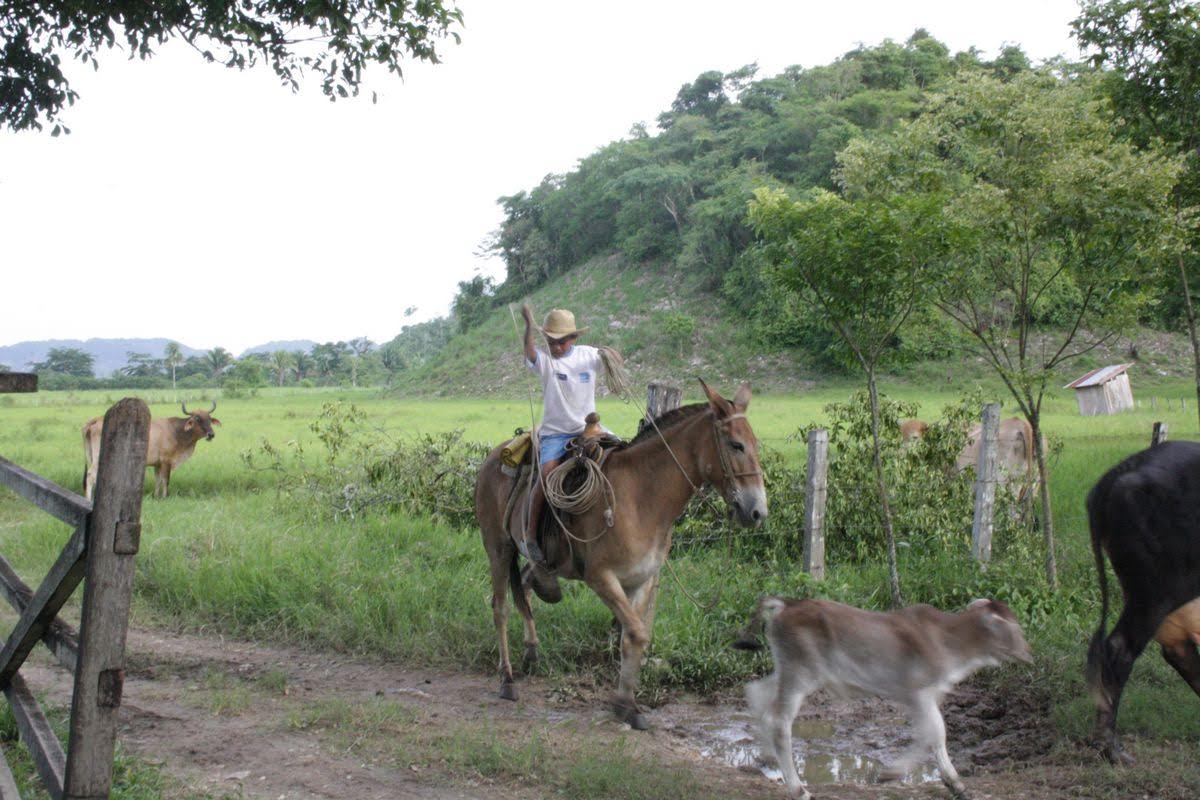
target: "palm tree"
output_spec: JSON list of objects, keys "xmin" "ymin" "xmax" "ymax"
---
[
  {"xmin": 204, "ymin": 347, "xmax": 233, "ymax": 380},
  {"xmin": 292, "ymin": 351, "xmax": 314, "ymax": 382},
  {"xmin": 270, "ymin": 350, "xmax": 295, "ymax": 386},
  {"xmin": 163, "ymin": 341, "xmax": 184, "ymax": 390}
]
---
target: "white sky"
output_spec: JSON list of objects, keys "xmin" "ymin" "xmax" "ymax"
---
[{"xmin": 0, "ymin": 0, "xmax": 1084, "ymax": 355}]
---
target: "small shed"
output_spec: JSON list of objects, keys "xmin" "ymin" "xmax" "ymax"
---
[{"xmin": 1065, "ymin": 363, "xmax": 1135, "ymax": 416}]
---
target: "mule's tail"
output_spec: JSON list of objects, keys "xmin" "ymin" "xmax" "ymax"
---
[
  {"xmin": 1085, "ymin": 487, "xmax": 1111, "ymax": 699},
  {"xmin": 732, "ymin": 596, "xmax": 785, "ymax": 651}
]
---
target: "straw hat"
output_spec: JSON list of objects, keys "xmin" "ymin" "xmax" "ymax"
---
[{"xmin": 540, "ymin": 308, "xmax": 588, "ymax": 338}]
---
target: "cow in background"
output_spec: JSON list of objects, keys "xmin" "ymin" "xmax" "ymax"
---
[
  {"xmin": 83, "ymin": 401, "xmax": 220, "ymax": 500},
  {"xmin": 901, "ymin": 416, "xmax": 1039, "ymax": 502},
  {"xmin": 1086, "ymin": 441, "xmax": 1200, "ymax": 763},
  {"xmin": 899, "ymin": 418, "xmax": 929, "ymax": 446},
  {"xmin": 735, "ymin": 596, "xmax": 1031, "ymax": 800}
]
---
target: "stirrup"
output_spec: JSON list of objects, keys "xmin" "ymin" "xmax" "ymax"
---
[{"xmin": 517, "ymin": 537, "xmax": 545, "ymax": 565}]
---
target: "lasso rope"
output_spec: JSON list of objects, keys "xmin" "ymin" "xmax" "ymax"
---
[{"xmin": 547, "ymin": 455, "xmax": 619, "ymax": 520}]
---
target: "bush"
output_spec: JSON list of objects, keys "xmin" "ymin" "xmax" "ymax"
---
[
  {"xmin": 243, "ymin": 401, "xmax": 489, "ymax": 527},
  {"xmin": 672, "ymin": 390, "xmax": 1031, "ymax": 565}
]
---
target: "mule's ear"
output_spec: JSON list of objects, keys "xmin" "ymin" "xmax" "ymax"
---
[
  {"xmin": 698, "ymin": 377, "xmax": 733, "ymax": 418},
  {"xmin": 732, "ymin": 382, "xmax": 751, "ymax": 413}
]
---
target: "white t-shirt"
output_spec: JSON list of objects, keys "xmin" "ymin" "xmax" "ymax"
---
[{"xmin": 527, "ymin": 344, "xmax": 603, "ymax": 435}]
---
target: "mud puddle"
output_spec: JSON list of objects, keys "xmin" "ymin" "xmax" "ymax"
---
[{"xmin": 657, "ymin": 697, "xmax": 942, "ymax": 788}]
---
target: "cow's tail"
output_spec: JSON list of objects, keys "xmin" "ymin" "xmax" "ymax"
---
[
  {"xmin": 732, "ymin": 596, "xmax": 785, "ymax": 651},
  {"xmin": 1085, "ymin": 486, "xmax": 1112, "ymax": 702}
]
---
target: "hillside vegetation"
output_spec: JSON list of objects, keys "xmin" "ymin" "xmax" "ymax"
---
[{"xmin": 406, "ymin": 27, "xmax": 1196, "ymax": 397}]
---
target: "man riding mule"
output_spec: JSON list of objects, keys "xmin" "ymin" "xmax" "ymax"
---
[
  {"xmin": 475, "ymin": 378, "xmax": 768, "ymax": 729},
  {"xmin": 517, "ymin": 302, "xmax": 616, "ymax": 566}
]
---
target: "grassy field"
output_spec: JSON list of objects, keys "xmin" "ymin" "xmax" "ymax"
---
[{"xmin": 2, "ymin": 381, "xmax": 1199, "ymax": 783}]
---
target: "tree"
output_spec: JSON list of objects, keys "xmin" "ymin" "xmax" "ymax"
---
[
  {"xmin": 29, "ymin": 346, "xmax": 93, "ymax": 377},
  {"xmin": 291, "ymin": 350, "xmax": 314, "ymax": 382},
  {"xmin": 451, "ymin": 275, "xmax": 495, "ymax": 334},
  {"xmin": 121, "ymin": 351, "xmax": 162, "ymax": 378},
  {"xmin": 204, "ymin": 347, "xmax": 234, "ymax": 379},
  {"xmin": 348, "ymin": 337, "xmax": 374, "ymax": 388},
  {"xmin": 1074, "ymin": 0, "xmax": 1200, "ymax": 429},
  {"xmin": 1, "ymin": 1, "xmax": 464, "ymax": 134},
  {"xmin": 751, "ymin": 188, "xmax": 953, "ymax": 607},
  {"xmin": 163, "ymin": 341, "xmax": 184, "ymax": 390},
  {"xmin": 269, "ymin": 350, "xmax": 295, "ymax": 387},
  {"xmin": 837, "ymin": 71, "xmax": 1183, "ymax": 588}
]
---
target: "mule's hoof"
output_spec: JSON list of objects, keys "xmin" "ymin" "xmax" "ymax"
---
[
  {"xmin": 521, "ymin": 645, "xmax": 539, "ymax": 674},
  {"xmin": 499, "ymin": 681, "xmax": 518, "ymax": 702},
  {"xmin": 1106, "ymin": 745, "xmax": 1135, "ymax": 765},
  {"xmin": 613, "ymin": 701, "xmax": 650, "ymax": 730}
]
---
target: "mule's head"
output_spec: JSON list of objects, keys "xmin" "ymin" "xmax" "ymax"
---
[
  {"xmin": 181, "ymin": 401, "xmax": 221, "ymax": 441},
  {"xmin": 699, "ymin": 378, "xmax": 768, "ymax": 528}
]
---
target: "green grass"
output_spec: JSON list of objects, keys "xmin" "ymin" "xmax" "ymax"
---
[{"xmin": 2, "ymin": 383, "xmax": 1199, "ymax": 759}]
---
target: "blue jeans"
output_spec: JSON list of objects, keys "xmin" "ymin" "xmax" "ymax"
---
[{"xmin": 538, "ymin": 432, "xmax": 577, "ymax": 465}]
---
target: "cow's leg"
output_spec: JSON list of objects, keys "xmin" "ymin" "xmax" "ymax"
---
[
  {"xmin": 488, "ymin": 544, "xmax": 518, "ymax": 701},
  {"xmin": 1160, "ymin": 640, "xmax": 1200, "ymax": 698},
  {"xmin": 586, "ymin": 570, "xmax": 650, "ymax": 730},
  {"xmin": 919, "ymin": 692, "xmax": 967, "ymax": 799},
  {"xmin": 765, "ymin": 671, "xmax": 811, "ymax": 800},
  {"xmin": 745, "ymin": 672, "xmax": 780, "ymax": 766},
  {"xmin": 153, "ymin": 465, "xmax": 170, "ymax": 499},
  {"xmin": 1093, "ymin": 610, "xmax": 1157, "ymax": 764}
]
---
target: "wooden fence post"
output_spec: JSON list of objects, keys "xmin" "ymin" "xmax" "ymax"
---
[
  {"xmin": 803, "ymin": 429, "xmax": 829, "ymax": 581},
  {"xmin": 63, "ymin": 398, "xmax": 148, "ymax": 800},
  {"xmin": 640, "ymin": 382, "xmax": 683, "ymax": 434},
  {"xmin": 971, "ymin": 403, "xmax": 1000, "ymax": 565},
  {"xmin": 1151, "ymin": 421, "xmax": 1168, "ymax": 447}
]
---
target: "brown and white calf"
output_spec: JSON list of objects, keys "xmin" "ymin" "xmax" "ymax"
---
[
  {"xmin": 83, "ymin": 402, "xmax": 220, "ymax": 500},
  {"xmin": 734, "ymin": 596, "xmax": 1031, "ymax": 800}
]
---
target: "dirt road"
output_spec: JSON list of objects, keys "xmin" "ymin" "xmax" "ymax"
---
[{"xmin": 10, "ymin": 627, "xmax": 1194, "ymax": 800}]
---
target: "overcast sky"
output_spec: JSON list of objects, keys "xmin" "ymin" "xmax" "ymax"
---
[{"xmin": 0, "ymin": 0, "xmax": 1084, "ymax": 355}]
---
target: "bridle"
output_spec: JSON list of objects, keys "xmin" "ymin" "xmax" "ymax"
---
[{"xmin": 710, "ymin": 412, "xmax": 763, "ymax": 507}]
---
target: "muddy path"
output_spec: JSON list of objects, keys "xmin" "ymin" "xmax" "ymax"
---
[{"xmin": 7, "ymin": 627, "xmax": 1179, "ymax": 799}]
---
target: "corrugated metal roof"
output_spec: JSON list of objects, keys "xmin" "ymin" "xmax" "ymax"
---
[{"xmin": 1064, "ymin": 363, "xmax": 1134, "ymax": 390}]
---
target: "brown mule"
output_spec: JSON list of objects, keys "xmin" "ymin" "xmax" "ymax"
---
[{"xmin": 474, "ymin": 379, "xmax": 768, "ymax": 729}]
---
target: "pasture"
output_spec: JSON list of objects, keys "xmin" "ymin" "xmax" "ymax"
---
[{"xmin": 1, "ymin": 383, "xmax": 1199, "ymax": 798}]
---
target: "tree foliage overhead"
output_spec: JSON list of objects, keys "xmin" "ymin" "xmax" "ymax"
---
[
  {"xmin": 480, "ymin": 33, "xmax": 1045, "ymax": 350},
  {"xmin": 0, "ymin": 0, "xmax": 464, "ymax": 133}
]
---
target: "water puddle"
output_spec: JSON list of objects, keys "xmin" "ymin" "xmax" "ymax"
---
[{"xmin": 661, "ymin": 701, "xmax": 942, "ymax": 787}]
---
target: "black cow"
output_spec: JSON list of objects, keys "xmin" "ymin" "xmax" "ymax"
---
[{"xmin": 1086, "ymin": 440, "xmax": 1200, "ymax": 763}]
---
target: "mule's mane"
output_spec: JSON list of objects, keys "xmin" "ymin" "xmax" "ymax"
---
[{"xmin": 627, "ymin": 402, "xmax": 710, "ymax": 446}]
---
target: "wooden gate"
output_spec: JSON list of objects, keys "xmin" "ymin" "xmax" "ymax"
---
[{"xmin": 0, "ymin": 398, "xmax": 148, "ymax": 799}]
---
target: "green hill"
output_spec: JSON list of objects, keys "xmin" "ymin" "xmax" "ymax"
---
[{"xmin": 394, "ymin": 254, "xmax": 813, "ymax": 396}]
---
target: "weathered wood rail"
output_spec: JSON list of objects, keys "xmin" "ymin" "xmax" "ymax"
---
[{"xmin": 0, "ymin": 398, "xmax": 148, "ymax": 799}]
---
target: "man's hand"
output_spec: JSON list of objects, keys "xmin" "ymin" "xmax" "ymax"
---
[{"xmin": 521, "ymin": 303, "xmax": 535, "ymax": 326}]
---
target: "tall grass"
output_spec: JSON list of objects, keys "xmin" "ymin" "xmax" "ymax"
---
[{"xmin": 1, "ymin": 383, "xmax": 1199, "ymax": 746}]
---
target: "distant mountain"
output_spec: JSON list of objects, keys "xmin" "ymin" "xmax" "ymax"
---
[
  {"xmin": 239, "ymin": 341, "xmax": 318, "ymax": 358},
  {"xmin": 0, "ymin": 339, "xmax": 206, "ymax": 377}
]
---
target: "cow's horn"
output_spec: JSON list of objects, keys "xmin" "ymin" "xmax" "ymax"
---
[
  {"xmin": 181, "ymin": 401, "xmax": 189, "ymax": 415},
  {"xmin": 209, "ymin": 400, "xmax": 217, "ymax": 413}
]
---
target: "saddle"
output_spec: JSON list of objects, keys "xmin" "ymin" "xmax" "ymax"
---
[{"xmin": 499, "ymin": 414, "xmax": 626, "ymax": 585}]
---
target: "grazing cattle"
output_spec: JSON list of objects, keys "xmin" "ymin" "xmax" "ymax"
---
[
  {"xmin": 735, "ymin": 596, "xmax": 1031, "ymax": 800},
  {"xmin": 899, "ymin": 418, "xmax": 929, "ymax": 445},
  {"xmin": 1086, "ymin": 441, "xmax": 1200, "ymax": 763},
  {"xmin": 902, "ymin": 416, "xmax": 1039, "ymax": 501},
  {"xmin": 83, "ymin": 402, "xmax": 220, "ymax": 500}
]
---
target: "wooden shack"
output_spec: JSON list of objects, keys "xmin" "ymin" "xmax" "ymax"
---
[{"xmin": 1065, "ymin": 363, "xmax": 1134, "ymax": 416}]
